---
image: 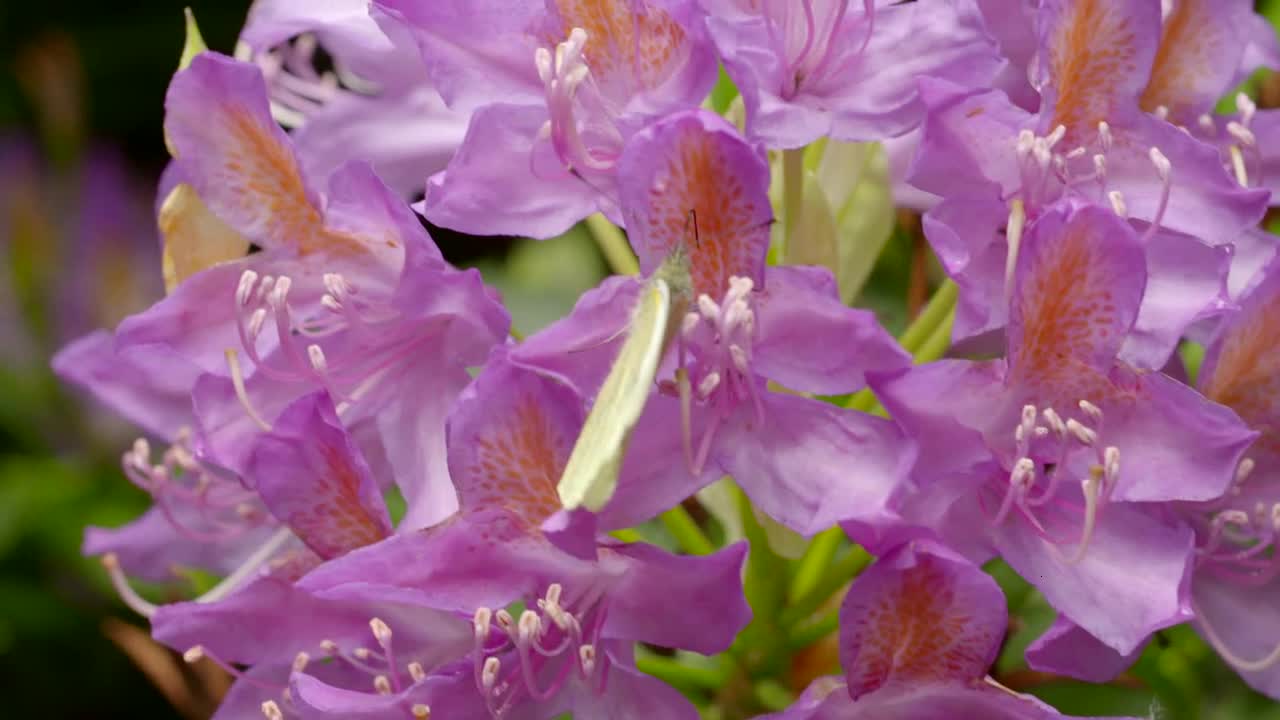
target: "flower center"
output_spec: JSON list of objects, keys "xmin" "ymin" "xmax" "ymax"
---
[
  {"xmin": 981, "ymin": 402, "xmax": 1119, "ymax": 564},
  {"xmin": 229, "ymin": 269, "xmax": 425, "ymax": 429},
  {"xmin": 534, "ymin": 28, "xmax": 624, "ymax": 180},
  {"xmin": 470, "ymin": 583, "xmax": 607, "ymax": 718},
  {"xmin": 661, "ymin": 276, "xmax": 763, "ymax": 474},
  {"xmin": 123, "ymin": 429, "xmax": 271, "ymax": 544},
  {"xmin": 1010, "ymin": 122, "xmax": 1173, "ymax": 233}
]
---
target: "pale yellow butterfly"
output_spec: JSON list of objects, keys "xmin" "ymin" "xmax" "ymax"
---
[{"xmin": 557, "ymin": 248, "xmax": 693, "ymax": 511}]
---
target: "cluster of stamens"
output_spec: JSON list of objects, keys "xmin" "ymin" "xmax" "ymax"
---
[
  {"xmin": 534, "ymin": 28, "xmax": 623, "ymax": 179},
  {"xmin": 1188, "ymin": 458, "xmax": 1280, "ymax": 672},
  {"xmin": 1012, "ymin": 121, "xmax": 1172, "ymax": 232},
  {"xmin": 983, "ymin": 401, "xmax": 1119, "ymax": 564},
  {"xmin": 122, "ymin": 428, "xmax": 269, "ymax": 544},
  {"xmin": 230, "ymin": 268, "xmax": 406, "ymax": 429},
  {"xmin": 667, "ymin": 276, "xmax": 763, "ymax": 474},
  {"xmin": 471, "ymin": 583, "xmax": 605, "ymax": 718},
  {"xmin": 187, "ymin": 618, "xmax": 432, "ymax": 720},
  {"xmin": 101, "ymin": 429, "xmax": 295, "ymax": 617},
  {"xmin": 1196, "ymin": 459, "xmax": 1280, "ymax": 587},
  {"xmin": 1004, "ymin": 122, "xmax": 1172, "ymax": 299},
  {"xmin": 1191, "ymin": 93, "xmax": 1262, "ymax": 190}
]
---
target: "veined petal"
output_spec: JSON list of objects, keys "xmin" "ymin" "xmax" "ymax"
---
[
  {"xmin": 1037, "ymin": 0, "xmax": 1160, "ymax": 138},
  {"xmin": 1008, "ymin": 203, "xmax": 1146, "ymax": 403},
  {"xmin": 1139, "ymin": 0, "xmax": 1262, "ymax": 121},
  {"xmin": 603, "ymin": 540, "xmax": 750, "ymax": 654},
  {"xmin": 618, "ymin": 109, "xmax": 773, "ymax": 297},
  {"xmin": 371, "ymin": 0, "xmax": 545, "ymax": 112},
  {"xmin": 1201, "ymin": 256, "xmax": 1280, "ymax": 468},
  {"xmin": 166, "ymin": 53, "xmax": 360, "ymax": 256},
  {"xmin": 448, "ymin": 349, "xmax": 583, "ymax": 529},
  {"xmin": 248, "ymin": 393, "xmax": 392, "ymax": 560},
  {"xmin": 840, "ymin": 540, "xmax": 1005, "ymax": 697}
]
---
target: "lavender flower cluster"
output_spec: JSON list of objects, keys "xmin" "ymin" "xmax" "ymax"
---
[{"xmin": 55, "ymin": 0, "xmax": 1280, "ymax": 718}]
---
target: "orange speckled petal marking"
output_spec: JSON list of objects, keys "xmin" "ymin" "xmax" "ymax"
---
[
  {"xmin": 1201, "ymin": 262, "xmax": 1280, "ymax": 465},
  {"xmin": 1140, "ymin": 0, "xmax": 1248, "ymax": 117},
  {"xmin": 449, "ymin": 353, "xmax": 584, "ymax": 528},
  {"xmin": 840, "ymin": 542, "xmax": 1006, "ymax": 698},
  {"xmin": 1008, "ymin": 205, "xmax": 1146, "ymax": 401},
  {"xmin": 164, "ymin": 52, "xmax": 364, "ymax": 257},
  {"xmin": 1041, "ymin": 0, "xmax": 1159, "ymax": 135},
  {"xmin": 618, "ymin": 111, "xmax": 772, "ymax": 298},
  {"xmin": 248, "ymin": 394, "xmax": 392, "ymax": 561},
  {"xmin": 554, "ymin": 0, "xmax": 690, "ymax": 99}
]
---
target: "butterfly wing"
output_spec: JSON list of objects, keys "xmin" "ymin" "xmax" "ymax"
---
[{"xmin": 557, "ymin": 277, "xmax": 672, "ymax": 511}]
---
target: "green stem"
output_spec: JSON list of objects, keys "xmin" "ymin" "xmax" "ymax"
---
[
  {"xmin": 914, "ymin": 304, "xmax": 955, "ymax": 365},
  {"xmin": 637, "ymin": 653, "xmax": 728, "ymax": 691},
  {"xmin": 782, "ymin": 148, "xmax": 806, "ymax": 250},
  {"xmin": 780, "ymin": 545, "xmax": 871, "ymax": 628},
  {"xmin": 609, "ymin": 527, "xmax": 642, "ymax": 543},
  {"xmin": 584, "ymin": 213, "xmax": 639, "ymax": 276},
  {"xmin": 788, "ymin": 527, "xmax": 843, "ymax": 605},
  {"xmin": 660, "ymin": 505, "xmax": 715, "ymax": 556},
  {"xmin": 897, "ymin": 279, "xmax": 957, "ymax": 354},
  {"xmin": 787, "ymin": 606, "xmax": 841, "ymax": 651}
]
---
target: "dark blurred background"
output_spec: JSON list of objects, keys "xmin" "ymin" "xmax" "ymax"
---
[{"xmin": 0, "ymin": 4, "xmax": 257, "ymax": 717}]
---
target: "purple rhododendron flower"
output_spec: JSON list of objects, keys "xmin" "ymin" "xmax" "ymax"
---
[
  {"xmin": 516, "ymin": 109, "xmax": 913, "ymax": 535},
  {"xmin": 870, "ymin": 201, "xmax": 1255, "ymax": 659},
  {"xmin": 763, "ymin": 539, "xmax": 1135, "ymax": 719},
  {"xmin": 702, "ymin": 0, "xmax": 1004, "ymax": 148},
  {"xmin": 291, "ymin": 350, "xmax": 751, "ymax": 718},
  {"xmin": 376, "ymin": 0, "xmax": 720, "ymax": 237},
  {"xmin": 909, "ymin": 0, "xmax": 1270, "ymax": 357},
  {"xmin": 57, "ymin": 52, "xmax": 509, "ymax": 535},
  {"xmin": 46, "ymin": 1, "xmax": 1280, "ymax": 716},
  {"xmin": 236, "ymin": 0, "xmax": 469, "ymax": 196},
  {"xmin": 1181, "ymin": 254, "xmax": 1280, "ymax": 697}
]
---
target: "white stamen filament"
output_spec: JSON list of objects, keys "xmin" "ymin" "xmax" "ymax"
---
[
  {"xmin": 1108, "ymin": 190, "xmax": 1127, "ymax": 217},
  {"xmin": 1237, "ymin": 92, "xmax": 1258, "ymax": 126},
  {"xmin": 1004, "ymin": 199, "xmax": 1027, "ymax": 305},
  {"xmin": 102, "ymin": 554, "xmax": 159, "ymax": 618},
  {"xmin": 482, "ymin": 657, "xmax": 502, "ymax": 693},
  {"xmin": 262, "ymin": 700, "xmax": 284, "ymax": 720},
  {"xmin": 1227, "ymin": 121, "xmax": 1256, "ymax": 147},
  {"xmin": 307, "ymin": 344, "xmax": 328, "ymax": 373},
  {"xmin": 225, "ymin": 348, "xmax": 274, "ymax": 431},
  {"xmin": 1065, "ymin": 418, "xmax": 1097, "ymax": 446},
  {"xmin": 237, "ymin": 270, "xmax": 259, "ymax": 306},
  {"xmin": 1229, "ymin": 145, "xmax": 1249, "ymax": 187}
]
